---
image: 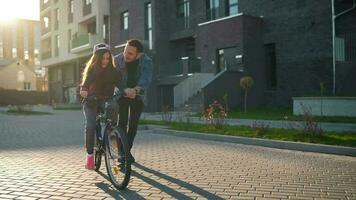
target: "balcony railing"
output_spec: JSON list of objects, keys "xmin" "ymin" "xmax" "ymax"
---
[
  {"xmin": 72, "ymin": 34, "xmax": 90, "ymax": 49},
  {"xmin": 71, "ymin": 33, "xmax": 98, "ymax": 53}
]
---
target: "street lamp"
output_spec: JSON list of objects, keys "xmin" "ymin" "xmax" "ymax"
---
[{"xmin": 331, "ymin": 0, "xmax": 356, "ymax": 96}]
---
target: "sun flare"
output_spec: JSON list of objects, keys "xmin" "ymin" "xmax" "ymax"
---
[{"xmin": 0, "ymin": 0, "xmax": 39, "ymax": 22}]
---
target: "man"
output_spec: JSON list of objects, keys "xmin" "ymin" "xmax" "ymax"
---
[{"xmin": 115, "ymin": 39, "xmax": 153, "ymax": 162}]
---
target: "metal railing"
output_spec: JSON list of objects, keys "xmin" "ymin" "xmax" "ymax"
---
[{"xmin": 71, "ymin": 34, "xmax": 90, "ymax": 49}]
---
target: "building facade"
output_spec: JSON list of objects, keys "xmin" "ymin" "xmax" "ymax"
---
[
  {"xmin": 40, "ymin": 0, "xmax": 110, "ymax": 104},
  {"xmin": 109, "ymin": 0, "xmax": 356, "ymax": 112},
  {"xmin": 0, "ymin": 18, "xmax": 43, "ymax": 91}
]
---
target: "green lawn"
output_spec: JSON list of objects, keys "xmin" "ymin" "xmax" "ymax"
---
[
  {"xmin": 196, "ymin": 106, "xmax": 356, "ymax": 124},
  {"xmin": 140, "ymin": 120, "xmax": 356, "ymax": 147}
]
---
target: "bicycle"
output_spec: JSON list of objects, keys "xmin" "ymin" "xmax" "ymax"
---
[{"xmin": 82, "ymin": 95, "xmax": 132, "ymax": 190}]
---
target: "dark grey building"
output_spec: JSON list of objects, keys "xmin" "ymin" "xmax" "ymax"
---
[{"xmin": 110, "ymin": 0, "xmax": 356, "ymax": 112}]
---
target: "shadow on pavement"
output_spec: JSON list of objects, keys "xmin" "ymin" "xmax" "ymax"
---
[
  {"xmin": 132, "ymin": 162, "xmax": 224, "ymax": 200},
  {"xmin": 95, "ymin": 170, "xmax": 146, "ymax": 200}
]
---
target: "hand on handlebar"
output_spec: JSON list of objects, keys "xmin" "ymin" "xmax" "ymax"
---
[{"xmin": 124, "ymin": 88, "xmax": 136, "ymax": 99}]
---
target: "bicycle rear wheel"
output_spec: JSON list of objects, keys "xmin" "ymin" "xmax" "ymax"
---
[{"xmin": 104, "ymin": 127, "xmax": 131, "ymax": 190}]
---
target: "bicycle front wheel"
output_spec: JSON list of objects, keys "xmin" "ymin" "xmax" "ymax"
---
[{"xmin": 104, "ymin": 127, "xmax": 131, "ymax": 190}]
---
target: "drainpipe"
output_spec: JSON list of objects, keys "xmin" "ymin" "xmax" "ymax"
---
[{"xmin": 331, "ymin": 0, "xmax": 356, "ymax": 96}]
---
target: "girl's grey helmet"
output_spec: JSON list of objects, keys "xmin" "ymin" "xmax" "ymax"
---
[{"xmin": 93, "ymin": 43, "xmax": 111, "ymax": 54}]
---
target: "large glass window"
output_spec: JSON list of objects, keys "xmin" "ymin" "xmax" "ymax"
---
[
  {"xmin": 226, "ymin": 0, "xmax": 238, "ymax": 16},
  {"xmin": 176, "ymin": 0, "xmax": 190, "ymax": 30},
  {"xmin": 265, "ymin": 43, "xmax": 277, "ymax": 89},
  {"xmin": 145, "ymin": 3, "xmax": 153, "ymax": 50},
  {"xmin": 121, "ymin": 11, "xmax": 129, "ymax": 30},
  {"xmin": 68, "ymin": 0, "xmax": 74, "ymax": 23},
  {"xmin": 206, "ymin": 0, "xmax": 220, "ymax": 20}
]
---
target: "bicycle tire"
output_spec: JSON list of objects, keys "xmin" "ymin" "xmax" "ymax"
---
[{"xmin": 104, "ymin": 127, "xmax": 131, "ymax": 190}]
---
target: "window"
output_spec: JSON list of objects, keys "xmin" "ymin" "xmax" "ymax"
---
[
  {"xmin": 12, "ymin": 26, "xmax": 17, "ymax": 58},
  {"xmin": 12, "ymin": 48, "xmax": 17, "ymax": 58},
  {"xmin": 177, "ymin": 0, "xmax": 190, "ymax": 18},
  {"xmin": 34, "ymin": 49, "xmax": 40, "ymax": 65},
  {"xmin": 24, "ymin": 50, "xmax": 29, "ymax": 60},
  {"xmin": 55, "ymin": 8, "xmax": 59, "ymax": 30},
  {"xmin": 216, "ymin": 46, "xmax": 241, "ymax": 72},
  {"xmin": 24, "ymin": 82, "xmax": 31, "ymax": 90},
  {"xmin": 217, "ymin": 49, "xmax": 226, "ymax": 73},
  {"xmin": 121, "ymin": 11, "xmax": 129, "ymax": 30},
  {"xmin": 83, "ymin": 0, "xmax": 92, "ymax": 15},
  {"xmin": 176, "ymin": 0, "xmax": 190, "ymax": 30},
  {"xmin": 68, "ymin": 29, "xmax": 71, "ymax": 52},
  {"xmin": 337, "ymin": 33, "xmax": 356, "ymax": 62},
  {"xmin": 103, "ymin": 15, "xmax": 109, "ymax": 42},
  {"xmin": 55, "ymin": 35, "xmax": 60, "ymax": 57},
  {"xmin": 68, "ymin": 0, "xmax": 74, "ymax": 23},
  {"xmin": 206, "ymin": 0, "xmax": 220, "ymax": 20},
  {"xmin": 44, "ymin": 16, "xmax": 50, "ymax": 29},
  {"xmin": 226, "ymin": 0, "xmax": 238, "ymax": 16},
  {"xmin": 41, "ymin": 38, "xmax": 52, "ymax": 60},
  {"xmin": 264, "ymin": 43, "xmax": 277, "ymax": 89},
  {"xmin": 336, "ymin": 37, "xmax": 345, "ymax": 62},
  {"xmin": 145, "ymin": 3, "xmax": 153, "ymax": 50}
]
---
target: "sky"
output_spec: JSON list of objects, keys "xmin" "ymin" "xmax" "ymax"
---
[{"xmin": 0, "ymin": 0, "xmax": 40, "ymax": 21}]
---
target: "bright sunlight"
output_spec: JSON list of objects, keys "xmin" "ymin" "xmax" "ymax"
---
[{"xmin": 0, "ymin": 0, "xmax": 39, "ymax": 22}]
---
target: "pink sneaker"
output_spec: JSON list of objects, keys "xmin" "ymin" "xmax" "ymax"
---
[{"xmin": 85, "ymin": 154, "xmax": 94, "ymax": 170}]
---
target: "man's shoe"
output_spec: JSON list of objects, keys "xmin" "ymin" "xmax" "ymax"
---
[{"xmin": 85, "ymin": 154, "xmax": 94, "ymax": 170}]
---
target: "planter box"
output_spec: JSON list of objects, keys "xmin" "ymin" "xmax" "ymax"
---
[{"xmin": 293, "ymin": 97, "xmax": 356, "ymax": 117}]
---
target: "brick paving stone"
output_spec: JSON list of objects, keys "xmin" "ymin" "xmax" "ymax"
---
[{"xmin": 0, "ymin": 110, "xmax": 356, "ymax": 200}]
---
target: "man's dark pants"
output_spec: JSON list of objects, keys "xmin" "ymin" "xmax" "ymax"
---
[{"xmin": 118, "ymin": 97, "xmax": 144, "ymax": 150}]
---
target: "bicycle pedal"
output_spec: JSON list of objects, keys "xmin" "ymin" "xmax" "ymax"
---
[{"xmin": 112, "ymin": 166, "xmax": 119, "ymax": 175}]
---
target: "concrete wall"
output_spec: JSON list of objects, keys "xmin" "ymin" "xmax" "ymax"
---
[{"xmin": 293, "ymin": 97, "xmax": 356, "ymax": 117}]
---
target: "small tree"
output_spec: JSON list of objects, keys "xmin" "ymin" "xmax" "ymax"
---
[{"xmin": 240, "ymin": 76, "xmax": 254, "ymax": 113}]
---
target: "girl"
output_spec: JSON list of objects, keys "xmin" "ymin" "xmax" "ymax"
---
[{"xmin": 80, "ymin": 43, "xmax": 120, "ymax": 170}]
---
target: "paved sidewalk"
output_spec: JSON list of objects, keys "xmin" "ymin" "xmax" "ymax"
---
[
  {"xmin": 0, "ymin": 110, "xmax": 356, "ymax": 199},
  {"xmin": 141, "ymin": 112, "xmax": 356, "ymax": 133}
]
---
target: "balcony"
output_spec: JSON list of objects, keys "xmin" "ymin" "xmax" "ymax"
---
[{"xmin": 71, "ymin": 33, "xmax": 98, "ymax": 54}]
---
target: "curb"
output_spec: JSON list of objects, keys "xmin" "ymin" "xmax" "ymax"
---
[{"xmin": 139, "ymin": 125, "xmax": 356, "ymax": 157}]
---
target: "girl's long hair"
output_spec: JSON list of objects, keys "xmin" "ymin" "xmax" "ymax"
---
[{"xmin": 81, "ymin": 50, "xmax": 116, "ymax": 85}]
